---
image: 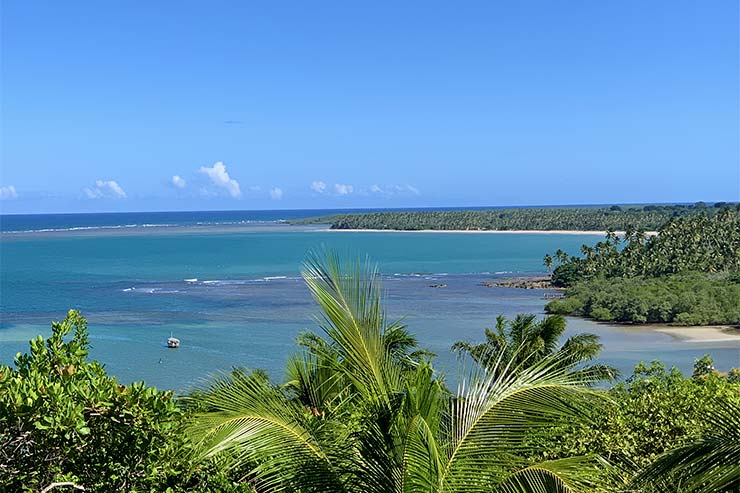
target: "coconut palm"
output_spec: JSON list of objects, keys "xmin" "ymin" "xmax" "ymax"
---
[
  {"xmin": 554, "ymin": 249, "xmax": 569, "ymax": 264},
  {"xmin": 452, "ymin": 314, "xmax": 618, "ymax": 383},
  {"xmin": 188, "ymin": 252, "xmax": 610, "ymax": 492},
  {"xmin": 543, "ymin": 254, "xmax": 554, "ymax": 273}
]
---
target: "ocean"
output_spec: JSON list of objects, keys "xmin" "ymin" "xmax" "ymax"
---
[{"xmin": 1, "ymin": 210, "xmax": 738, "ymax": 391}]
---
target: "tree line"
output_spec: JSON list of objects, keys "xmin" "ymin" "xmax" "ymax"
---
[
  {"xmin": 544, "ymin": 210, "xmax": 740, "ymax": 324},
  {"xmin": 297, "ymin": 203, "xmax": 738, "ymax": 232}
]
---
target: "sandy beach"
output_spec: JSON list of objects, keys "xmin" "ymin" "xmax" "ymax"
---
[
  {"xmin": 652, "ymin": 325, "xmax": 740, "ymax": 343},
  {"xmin": 324, "ymin": 228, "xmax": 658, "ymax": 236}
]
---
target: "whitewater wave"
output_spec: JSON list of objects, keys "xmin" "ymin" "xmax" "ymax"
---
[
  {"xmin": 200, "ymin": 276, "xmax": 299, "ymax": 286},
  {"xmin": 122, "ymin": 287, "xmax": 181, "ymax": 294},
  {"xmin": 1, "ymin": 220, "xmax": 287, "ymax": 234},
  {"xmin": 3, "ymin": 223, "xmax": 178, "ymax": 234}
]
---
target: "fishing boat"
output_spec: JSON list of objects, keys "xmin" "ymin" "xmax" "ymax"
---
[{"xmin": 167, "ymin": 333, "xmax": 180, "ymax": 348}]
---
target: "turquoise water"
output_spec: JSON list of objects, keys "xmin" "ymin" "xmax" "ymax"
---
[{"xmin": 1, "ymin": 213, "xmax": 738, "ymax": 391}]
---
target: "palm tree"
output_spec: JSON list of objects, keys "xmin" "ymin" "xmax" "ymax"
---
[
  {"xmin": 543, "ymin": 254, "xmax": 553, "ymax": 273},
  {"xmin": 554, "ymin": 249, "xmax": 569, "ymax": 264},
  {"xmin": 632, "ymin": 399, "xmax": 740, "ymax": 492},
  {"xmin": 188, "ymin": 253, "xmax": 610, "ymax": 492},
  {"xmin": 452, "ymin": 314, "xmax": 618, "ymax": 383}
]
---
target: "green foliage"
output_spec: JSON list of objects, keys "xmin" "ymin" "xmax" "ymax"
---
[
  {"xmin": 451, "ymin": 314, "xmax": 618, "ymax": 382},
  {"xmin": 0, "ymin": 310, "xmax": 253, "ymax": 493},
  {"xmin": 296, "ymin": 204, "xmax": 732, "ymax": 232},
  {"xmin": 546, "ymin": 272, "xmax": 740, "ymax": 325},
  {"xmin": 534, "ymin": 357, "xmax": 740, "ymax": 490},
  {"xmin": 546, "ymin": 212, "xmax": 740, "ymax": 324},
  {"xmin": 631, "ymin": 398, "xmax": 740, "ymax": 492},
  {"xmin": 4, "ymin": 265, "xmax": 738, "ymax": 492},
  {"xmin": 549, "ymin": 210, "xmax": 740, "ymax": 287},
  {"xmin": 550, "ymin": 262, "xmax": 582, "ymax": 288},
  {"xmin": 188, "ymin": 253, "xmax": 609, "ymax": 493}
]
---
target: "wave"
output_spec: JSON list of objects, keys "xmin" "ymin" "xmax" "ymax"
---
[
  {"xmin": 1, "ymin": 220, "xmax": 288, "ymax": 234},
  {"xmin": 122, "ymin": 287, "xmax": 181, "ymax": 294},
  {"xmin": 200, "ymin": 276, "xmax": 299, "ymax": 286},
  {"xmin": 2, "ymin": 223, "xmax": 178, "ymax": 234}
]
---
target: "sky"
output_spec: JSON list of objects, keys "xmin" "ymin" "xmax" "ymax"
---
[{"xmin": 1, "ymin": 1, "xmax": 738, "ymax": 214}]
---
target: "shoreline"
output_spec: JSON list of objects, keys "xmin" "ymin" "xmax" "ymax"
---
[
  {"xmin": 651, "ymin": 325, "xmax": 740, "ymax": 343},
  {"xmin": 324, "ymin": 228, "xmax": 658, "ymax": 235},
  {"xmin": 1, "ymin": 223, "xmax": 660, "ymax": 239}
]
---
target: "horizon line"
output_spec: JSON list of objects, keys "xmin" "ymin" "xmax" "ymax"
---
[{"xmin": 0, "ymin": 200, "xmax": 735, "ymax": 217}]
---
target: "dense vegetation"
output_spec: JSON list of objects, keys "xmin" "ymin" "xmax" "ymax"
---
[
  {"xmin": 545, "ymin": 210, "xmax": 740, "ymax": 325},
  {"xmin": 2, "ymin": 257, "xmax": 739, "ymax": 492},
  {"xmin": 546, "ymin": 273, "xmax": 740, "ymax": 325},
  {"xmin": 298, "ymin": 203, "xmax": 737, "ymax": 232},
  {"xmin": 0, "ymin": 311, "xmax": 250, "ymax": 492},
  {"xmin": 535, "ymin": 356, "xmax": 740, "ymax": 491}
]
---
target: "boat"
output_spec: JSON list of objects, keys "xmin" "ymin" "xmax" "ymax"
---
[{"xmin": 167, "ymin": 333, "xmax": 180, "ymax": 348}]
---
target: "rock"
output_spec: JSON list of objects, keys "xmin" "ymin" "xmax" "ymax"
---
[{"xmin": 479, "ymin": 277, "xmax": 557, "ymax": 289}]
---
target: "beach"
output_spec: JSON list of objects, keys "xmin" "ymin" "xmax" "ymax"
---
[
  {"xmin": 654, "ymin": 325, "xmax": 740, "ymax": 343},
  {"xmin": 324, "ymin": 228, "xmax": 658, "ymax": 236}
]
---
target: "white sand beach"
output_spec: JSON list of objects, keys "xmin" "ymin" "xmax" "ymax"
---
[
  {"xmin": 653, "ymin": 326, "xmax": 740, "ymax": 343},
  {"xmin": 323, "ymin": 228, "xmax": 658, "ymax": 236}
]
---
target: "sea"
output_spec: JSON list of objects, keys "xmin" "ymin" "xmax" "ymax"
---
[{"xmin": 1, "ymin": 209, "xmax": 738, "ymax": 392}]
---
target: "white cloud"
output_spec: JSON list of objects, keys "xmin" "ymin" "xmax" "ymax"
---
[
  {"xmin": 310, "ymin": 180, "xmax": 327, "ymax": 193},
  {"xmin": 199, "ymin": 161, "xmax": 241, "ymax": 198},
  {"xmin": 98, "ymin": 180, "xmax": 126, "ymax": 198},
  {"xmin": 0, "ymin": 185, "xmax": 18, "ymax": 199},
  {"xmin": 0, "ymin": 185, "xmax": 18, "ymax": 200},
  {"xmin": 171, "ymin": 175, "xmax": 186, "ymax": 189},
  {"xmin": 334, "ymin": 183, "xmax": 354, "ymax": 195},
  {"xmin": 84, "ymin": 180, "xmax": 126, "ymax": 199},
  {"xmin": 366, "ymin": 184, "xmax": 419, "ymax": 196},
  {"xmin": 389, "ymin": 184, "xmax": 421, "ymax": 196},
  {"xmin": 406, "ymin": 185, "xmax": 421, "ymax": 196},
  {"xmin": 83, "ymin": 187, "xmax": 102, "ymax": 199},
  {"xmin": 269, "ymin": 187, "xmax": 283, "ymax": 200}
]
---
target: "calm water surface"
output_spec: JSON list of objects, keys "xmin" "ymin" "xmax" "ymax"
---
[{"xmin": 1, "ymin": 214, "xmax": 738, "ymax": 391}]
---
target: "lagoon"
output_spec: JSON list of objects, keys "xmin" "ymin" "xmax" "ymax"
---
[{"xmin": 1, "ymin": 212, "xmax": 738, "ymax": 390}]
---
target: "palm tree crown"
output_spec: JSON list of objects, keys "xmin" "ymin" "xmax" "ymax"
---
[
  {"xmin": 187, "ymin": 253, "xmax": 610, "ymax": 492},
  {"xmin": 451, "ymin": 314, "xmax": 618, "ymax": 383}
]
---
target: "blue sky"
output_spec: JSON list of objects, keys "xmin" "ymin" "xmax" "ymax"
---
[{"xmin": 1, "ymin": 1, "xmax": 738, "ymax": 213}]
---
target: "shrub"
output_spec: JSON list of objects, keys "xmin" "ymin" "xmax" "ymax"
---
[
  {"xmin": 590, "ymin": 307, "xmax": 613, "ymax": 321},
  {"xmin": 535, "ymin": 358, "xmax": 740, "ymax": 472},
  {"xmin": 0, "ymin": 310, "xmax": 250, "ymax": 493}
]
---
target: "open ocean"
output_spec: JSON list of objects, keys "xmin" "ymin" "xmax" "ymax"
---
[{"xmin": 1, "ymin": 209, "xmax": 738, "ymax": 391}]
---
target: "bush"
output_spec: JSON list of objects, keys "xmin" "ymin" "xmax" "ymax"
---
[
  {"xmin": 590, "ymin": 307, "xmax": 613, "ymax": 321},
  {"xmin": 535, "ymin": 357, "xmax": 740, "ymax": 472},
  {"xmin": 545, "ymin": 296, "xmax": 584, "ymax": 315},
  {"xmin": 0, "ymin": 310, "xmax": 251, "ymax": 493},
  {"xmin": 550, "ymin": 262, "xmax": 582, "ymax": 287},
  {"xmin": 546, "ymin": 272, "xmax": 740, "ymax": 325}
]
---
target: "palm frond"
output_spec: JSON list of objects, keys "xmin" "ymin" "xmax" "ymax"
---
[
  {"xmin": 498, "ymin": 457, "xmax": 611, "ymax": 493},
  {"xmin": 301, "ymin": 250, "xmax": 402, "ymax": 408},
  {"xmin": 187, "ymin": 370, "xmax": 339, "ymax": 491},
  {"xmin": 632, "ymin": 399, "xmax": 740, "ymax": 493},
  {"xmin": 439, "ymin": 349, "xmax": 608, "ymax": 492}
]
